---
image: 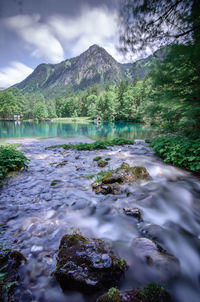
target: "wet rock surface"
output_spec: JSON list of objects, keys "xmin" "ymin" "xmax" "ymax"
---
[
  {"xmin": 123, "ymin": 207, "xmax": 143, "ymax": 221},
  {"xmin": 139, "ymin": 224, "xmax": 167, "ymax": 244},
  {"xmin": 0, "ymin": 250, "xmax": 30, "ymax": 302},
  {"xmin": 55, "ymin": 234, "xmax": 127, "ymax": 293},
  {"xmin": 132, "ymin": 238, "xmax": 180, "ymax": 280},
  {"xmin": 96, "ymin": 282, "xmax": 173, "ymax": 302}
]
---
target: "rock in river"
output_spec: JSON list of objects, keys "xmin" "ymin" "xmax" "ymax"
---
[
  {"xmin": 54, "ymin": 234, "xmax": 127, "ymax": 293},
  {"xmin": 92, "ymin": 163, "xmax": 150, "ymax": 195},
  {"xmin": 123, "ymin": 207, "xmax": 143, "ymax": 221},
  {"xmin": 96, "ymin": 282, "xmax": 173, "ymax": 302},
  {"xmin": 0, "ymin": 250, "xmax": 29, "ymax": 302},
  {"xmin": 132, "ymin": 238, "xmax": 180, "ymax": 280}
]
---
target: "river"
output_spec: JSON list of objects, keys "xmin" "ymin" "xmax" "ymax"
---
[{"xmin": 0, "ymin": 136, "xmax": 200, "ymax": 302}]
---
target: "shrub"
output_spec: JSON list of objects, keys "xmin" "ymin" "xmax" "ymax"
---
[
  {"xmin": 150, "ymin": 136, "xmax": 200, "ymax": 172},
  {"xmin": 0, "ymin": 145, "xmax": 28, "ymax": 183}
]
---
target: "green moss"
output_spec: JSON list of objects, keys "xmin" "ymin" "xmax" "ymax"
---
[
  {"xmin": 119, "ymin": 258, "xmax": 126, "ymax": 270},
  {"xmin": 97, "ymin": 287, "xmax": 122, "ymax": 302},
  {"xmin": 85, "ymin": 173, "xmax": 95, "ymax": 179},
  {"xmin": 56, "ymin": 162, "xmax": 67, "ymax": 168},
  {"xmin": 93, "ymin": 156, "xmax": 102, "ymax": 161},
  {"xmin": 119, "ymin": 163, "xmax": 131, "ymax": 170},
  {"xmin": 66, "ymin": 234, "xmax": 88, "ymax": 246},
  {"xmin": 132, "ymin": 166, "xmax": 148, "ymax": 178},
  {"xmin": 117, "ymin": 163, "xmax": 149, "ymax": 179},
  {"xmin": 141, "ymin": 282, "xmax": 172, "ymax": 302},
  {"xmin": 95, "ymin": 171, "xmax": 113, "ymax": 183},
  {"xmin": 50, "ymin": 179, "xmax": 61, "ymax": 186},
  {"xmin": 46, "ymin": 138, "xmax": 134, "ymax": 151},
  {"xmin": 105, "ymin": 157, "xmax": 111, "ymax": 161},
  {"xmin": 98, "ymin": 160, "xmax": 108, "ymax": 167}
]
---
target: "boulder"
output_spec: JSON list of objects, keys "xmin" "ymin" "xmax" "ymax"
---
[
  {"xmin": 96, "ymin": 282, "xmax": 173, "ymax": 302},
  {"xmin": 92, "ymin": 163, "xmax": 150, "ymax": 195},
  {"xmin": 132, "ymin": 238, "xmax": 180, "ymax": 280},
  {"xmin": 54, "ymin": 234, "xmax": 127, "ymax": 293},
  {"xmin": 0, "ymin": 250, "xmax": 27, "ymax": 301}
]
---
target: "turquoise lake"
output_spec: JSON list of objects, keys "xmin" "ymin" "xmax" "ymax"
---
[{"xmin": 0, "ymin": 120, "xmax": 157, "ymax": 140}]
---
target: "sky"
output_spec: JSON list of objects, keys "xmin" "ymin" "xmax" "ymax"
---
[{"xmin": 0, "ymin": 0, "xmax": 133, "ymax": 88}]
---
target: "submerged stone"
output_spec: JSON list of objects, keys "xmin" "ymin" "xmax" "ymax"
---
[
  {"xmin": 50, "ymin": 179, "xmax": 61, "ymax": 186},
  {"xmin": 54, "ymin": 234, "xmax": 127, "ymax": 293},
  {"xmin": 93, "ymin": 156, "xmax": 102, "ymax": 161},
  {"xmin": 139, "ymin": 224, "xmax": 167, "ymax": 244},
  {"xmin": 123, "ymin": 208, "xmax": 143, "ymax": 221},
  {"xmin": 98, "ymin": 160, "xmax": 108, "ymax": 168},
  {"xmin": 132, "ymin": 238, "xmax": 180, "ymax": 280},
  {"xmin": 96, "ymin": 282, "xmax": 173, "ymax": 302}
]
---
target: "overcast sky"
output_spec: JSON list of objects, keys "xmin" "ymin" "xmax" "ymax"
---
[{"xmin": 0, "ymin": 0, "xmax": 134, "ymax": 88}]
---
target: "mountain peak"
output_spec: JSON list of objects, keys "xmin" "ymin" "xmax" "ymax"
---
[
  {"xmin": 88, "ymin": 44, "xmax": 101, "ymax": 50},
  {"xmin": 15, "ymin": 45, "xmax": 129, "ymax": 96}
]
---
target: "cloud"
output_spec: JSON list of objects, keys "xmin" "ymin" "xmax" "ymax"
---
[
  {"xmin": 48, "ymin": 6, "xmax": 126, "ymax": 61},
  {"xmin": 4, "ymin": 14, "xmax": 65, "ymax": 63},
  {"xmin": 3, "ymin": 6, "xmax": 131, "ymax": 65},
  {"xmin": 0, "ymin": 61, "xmax": 33, "ymax": 88}
]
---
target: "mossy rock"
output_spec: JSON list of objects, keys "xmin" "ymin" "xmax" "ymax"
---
[
  {"xmin": 123, "ymin": 207, "xmax": 143, "ymax": 221},
  {"xmin": 0, "ymin": 250, "xmax": 27, "ymax": 301},
  {"xmin": 92, "ymin": 163, "xmax": 150, "ymax": 195},
  {"xmin": 50, "ymin": 179, "xmax": 61, "ymax": 186},
  {"xmin": 56, "ymin": 162, "xmax": 67, "ymax": 168},
  {"xmin": 105, "ymin": 157, "xmax": 111, "ymax": 161},
  {"xmin": 93, "ymin": 156, "xmax": 102, "ymax": 161},
  {"xmin": 54, "ymin": 234, "xmax": 127, "ymax": 293},
  {"xmin": 116, "ymin": 163, "xmax": 150, "ymax": 180},
  {"xmin": 98, "ymin": 160, "xmax": 108, "ymax": 168},
  {"xmin": 96, "ymin": 282, "xmax": 173, "ymax": 302},
  {"xmin": 97, "ymin": 287, "xmax": 122, "ymax": 302},
  {"xmin": 85, "ymin": 173, "xmax": 95, "ymax": 179}
]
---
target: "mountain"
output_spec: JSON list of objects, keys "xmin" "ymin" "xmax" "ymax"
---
[
  {"xmin": 128, "ymin": 47, "xmax": 169, "ymax": 80},
  {"xmin": 14, "ymin": 44, "xmax": 166, "ymax": 97},
  {"xmin": 15, "ymin": 45, "xmax": 128, "ymax": 97}
]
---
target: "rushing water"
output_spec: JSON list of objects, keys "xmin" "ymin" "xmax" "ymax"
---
[
  {"xmin": 0, "ymin": 137, "xmax": 200, "ymax": 302},
  {"xmin": 0, "ymin": 120, "xmax": 157, "ymax": 141}
]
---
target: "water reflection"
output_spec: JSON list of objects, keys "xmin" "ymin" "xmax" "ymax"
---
[{"xmin": 0, "ymin": 121, "xmax": 158, "ymax": 140}]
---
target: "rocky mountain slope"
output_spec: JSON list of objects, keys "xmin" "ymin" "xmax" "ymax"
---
[{"xmin": 15, "ymin": 44, "xmax": 165, "ymax": 97}]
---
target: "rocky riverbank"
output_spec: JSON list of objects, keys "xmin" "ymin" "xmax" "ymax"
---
[{"xmin": 0, "ymin": 137, "xmax": 200, "ymax": 302}]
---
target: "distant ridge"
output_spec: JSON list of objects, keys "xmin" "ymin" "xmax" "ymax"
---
[{"xmin": 14, "ymin": 44, "xmax": 165, "ymax": 97}]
